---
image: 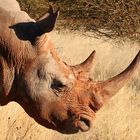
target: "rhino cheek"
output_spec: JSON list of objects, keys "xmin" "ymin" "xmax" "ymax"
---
[
  {"xmin": 51, "ymin": 101, "xmax": 69, "ymax": 122},
  {"xmin": 35, "ymin": 94, "xmax": 68, "ymax": 124}
]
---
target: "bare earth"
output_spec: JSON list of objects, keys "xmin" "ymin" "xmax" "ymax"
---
[{"xmin": 0, "ymin": 31, "xmax": 140, "ymax": 140}]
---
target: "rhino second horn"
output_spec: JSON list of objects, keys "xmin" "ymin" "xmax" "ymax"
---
[{"xmin": 71, "ymin": 50, "xmax": 96, "ymax": 78}]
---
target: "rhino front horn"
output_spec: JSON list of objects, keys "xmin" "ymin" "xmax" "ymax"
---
[{"xmin": 96, "ymin": 50, "xmax": 140, "ymax": 100}]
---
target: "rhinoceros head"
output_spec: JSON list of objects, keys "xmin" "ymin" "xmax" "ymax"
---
[{"xmin": 0, "ymin": 5, "xmax": 140, "ymax": 133}]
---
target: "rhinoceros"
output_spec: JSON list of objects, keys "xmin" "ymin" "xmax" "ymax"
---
[{"xmin": 0, "ymin": 0, "xmax": 140, "ymax": 133}]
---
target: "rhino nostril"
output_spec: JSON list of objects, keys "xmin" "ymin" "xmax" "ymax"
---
[
  {"xmin": 80, "ymin": 117, "xmax": 90, "ymax": 127},
  {"xmin": 78, "ymin": 117, "xmax": 91, "ymax": 132}
]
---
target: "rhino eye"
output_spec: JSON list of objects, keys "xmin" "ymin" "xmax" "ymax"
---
[{"xmin": 51, "ymin": 79, "xmax": 66, "ymax": 91}]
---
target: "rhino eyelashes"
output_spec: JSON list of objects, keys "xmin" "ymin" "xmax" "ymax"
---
[{"xmin": 51, "ymin": 78, "xmax": 66, "ymax": 92}]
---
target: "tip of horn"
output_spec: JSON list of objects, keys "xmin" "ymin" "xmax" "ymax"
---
[
  {"xmin": 128, "ymin": 50, "xmax": 140, "ymax": 70},
  {"xmin": 136, "ymin": 50, "xmax": 140, "ymax": 59},
  {"xmin": 82, "ymin": 50, "xmax": 96, "ymax": 65},
  {"xmin": 135, "ymin": 50, "xmax": 140, "ymax": 66},
  {"xmin": 90, "ymin": 50, "xmax": 96, "ymax": 57}
]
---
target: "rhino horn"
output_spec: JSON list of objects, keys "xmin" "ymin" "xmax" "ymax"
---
[
  {"xmin": 72, "ymin": 50, "xmax": 96, "ymax": 79},
  {"xmin": 96, "ymin": 50, "xmax": 140, "ymax": 100}
]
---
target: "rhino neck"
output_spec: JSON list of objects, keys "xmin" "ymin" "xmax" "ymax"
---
[
  {"xmin": 0, "ymin": 7, "xmax": 36, "ymax": 74},
  {"xmin": 12, "ymin": 42, "xmax": 36, "ymax": 74}
]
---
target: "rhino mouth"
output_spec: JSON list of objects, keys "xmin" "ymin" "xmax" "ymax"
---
[
  {"xmin": 50, "ymin": 113, "xmax": 92, "ymax": 133},
  {"xmin": 71, "ymin": 105, "xmax": 95, "ymax": 132}
]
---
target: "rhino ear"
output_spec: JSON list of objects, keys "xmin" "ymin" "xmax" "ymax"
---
[
  {"xmin": 0, "ymin": 57, "xmax": 14, "ymax": 96},
  {"xmin": 9, "ymin": 5, "xmax": 59, "ymax": 43},
  {"xmin": 72, "ymin": 50, "xmax": 96, "ymax": 79},
  {"xmin": 35, "ymin": 5, "xmax": 59, "ymax": 36}
]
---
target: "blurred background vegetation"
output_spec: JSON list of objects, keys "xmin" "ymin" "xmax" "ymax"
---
[{"xmin": 17, "ymin": 0, "xmax": 140, "ymax": 40}]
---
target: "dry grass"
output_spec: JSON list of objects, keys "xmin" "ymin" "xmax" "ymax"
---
[
  {"xmin": 0, "ymin": 31, "xmax": 140, "ymax": 140},
  {"xmin": 53, "ymin": 0, "xmax": 140, "ymax": 41},
  {"xmin": 17, "ymin": 0, "xmax": 140, "ymax": 40}
]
